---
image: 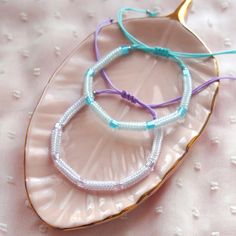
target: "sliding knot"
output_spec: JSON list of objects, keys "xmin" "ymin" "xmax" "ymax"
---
[
  {"xmin": 121, "ymin": 90, "xmax": 138, "ymax": 104},
  {"xmin": 153, "ymin": 47, "xmax": 171, "ymax": 58}
]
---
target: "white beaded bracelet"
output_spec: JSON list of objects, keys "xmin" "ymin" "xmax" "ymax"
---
[
  {"xmin": 51, "ymin": 97, "xmax": 163, "ymax": 191},
  {"xmin": 84, "ymin": 45, "xmax": 192, "ymax": 131}
]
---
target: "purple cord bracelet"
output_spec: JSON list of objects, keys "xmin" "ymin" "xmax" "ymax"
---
[{"xmin": 93, "ymin": 18, "xmax": 236, "ymax": 115}]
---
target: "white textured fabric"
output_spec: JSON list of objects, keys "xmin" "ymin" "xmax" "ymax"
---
[{"xmin": 1, "ymin": 0, "xmax": 236, "ymax": 235}]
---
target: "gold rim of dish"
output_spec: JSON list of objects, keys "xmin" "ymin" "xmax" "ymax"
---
[{"xmin": 23, "ymin": 0, "xmax": 220, "ymax": 231}]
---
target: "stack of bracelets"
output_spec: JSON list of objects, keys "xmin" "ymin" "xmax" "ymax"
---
[{"xmin": 50, "ymin": 7, "xmax": 236, "ymax": 192}]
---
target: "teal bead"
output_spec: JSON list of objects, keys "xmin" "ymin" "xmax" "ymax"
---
[
  {"xmin": 146, "ymin": 121, "xmax": 155, "ymax": 130},
  {"xmin": 183, "ymin": 68, "xmax": 190, "ymax": 77},
  {"xmin": 120, "ymin": 45, "xmax": 130, "ymax": 55},
  {"xmin": 85, "ymin": 96, "xmax": 94, "ymax": 105},
  {"xmin": 178, "ymin": 106, "xmax": 187, "ymax": 118},
  {"xmin": 109, "ymin": 120, "xmax": 119, "ymax": 129},
  {"xmin": 86, "ymin": 68, "xmax": 94, "ymax": 77}
]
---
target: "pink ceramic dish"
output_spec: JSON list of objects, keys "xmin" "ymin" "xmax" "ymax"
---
[{"xmin": 24, "ymin": 0, "xmax": 219, "ymax": 230}]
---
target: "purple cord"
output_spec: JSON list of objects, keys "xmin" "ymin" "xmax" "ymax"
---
[
  {"xmin": 94, "ymin": 18, "xmax": 157, "ymax": 119},
  {"xmin": 93, "ymin": 19, "xmax": 236, "ymax": 114},
  {"xmin": 149, "ymin": 76, "xmax": 236, "ymax": 109}
]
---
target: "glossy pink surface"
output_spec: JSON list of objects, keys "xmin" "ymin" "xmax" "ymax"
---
[
  {"xmin": 1, "ymin": 0, "xmax": 236, "ymax": 235},
  {"xmin": 25, "ymin": 15, "xmax": 217, "ymax": 228}
]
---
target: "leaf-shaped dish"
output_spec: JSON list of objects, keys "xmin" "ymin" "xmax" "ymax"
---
[{"xmin": 24, "ymin": 0, "xmax": 219, "ymax": 230}]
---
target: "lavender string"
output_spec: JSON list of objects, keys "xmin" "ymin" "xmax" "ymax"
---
[
  {"xmin": 93, "ymin": 19, "xmax": 236, "ymax": 112},
  {"xmin": 149, "ymin": 77, "xmax": 236, "ymax": 109},
  {"xmin": 94, "ymin": 18, "xmax": 157, "ymax": 119}
]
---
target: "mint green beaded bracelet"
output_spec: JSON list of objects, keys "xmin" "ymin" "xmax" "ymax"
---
[{"xmin": 83, "ymin": 44, "xmax": 192, "ymax": 131}]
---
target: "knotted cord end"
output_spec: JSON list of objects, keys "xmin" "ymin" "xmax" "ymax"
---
[{"xmin": 146, "ymin": 9, "xmax": 158, "ymax": 17}]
